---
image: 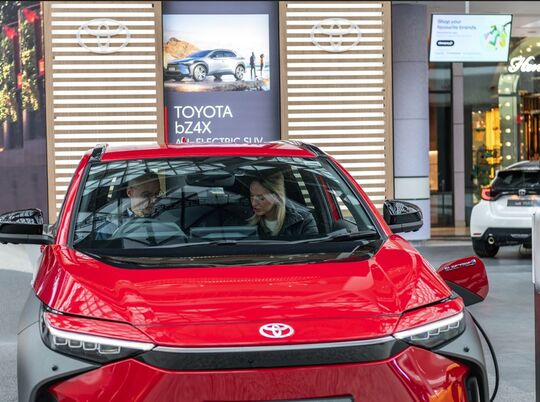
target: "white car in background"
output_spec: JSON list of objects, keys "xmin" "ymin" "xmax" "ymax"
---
[{"xmin": 470, "ymin": 161, "xmax": 539, "ymax": 257}]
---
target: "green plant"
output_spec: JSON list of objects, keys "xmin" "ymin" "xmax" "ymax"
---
[
  {"xmin": 20, "ymin": 16, "xmax": 39, "ymax": 111},
  {"xmin": 0, "ymin": 1, "xmax": 19, "ymax": 26},
  {"xmin": 0, "ymin": 1, "xmax": 20, "ymax": 123},
  {"xmin": 0, "ymin": 35, "xmax": 17, "ymax": 122}
]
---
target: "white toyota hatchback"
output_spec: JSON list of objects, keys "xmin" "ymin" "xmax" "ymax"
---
[{"xmin": 470, "ymin": 160, "xmax": 539, "ymax": 257}]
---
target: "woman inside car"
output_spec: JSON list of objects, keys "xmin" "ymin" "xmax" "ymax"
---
[{"xmin": 248, "ymin": 171, "xmax": 319, "ymax": 240}]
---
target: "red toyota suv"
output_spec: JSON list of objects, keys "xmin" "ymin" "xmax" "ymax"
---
[{"xmin": 6, "ymin": 142, "xmax": 492, "ymax": 402}]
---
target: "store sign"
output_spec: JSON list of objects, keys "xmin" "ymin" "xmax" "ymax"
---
[
  {"xmin": 163, "ymin": 1, "xmax": 280, "ymax": 144},
  {"xmin": 508, "ymin": 56, "xmax": 540, "ymax": 73},
  {"xmin": 76, "ymin": 19, "xmax": 130, "ymax": 54},
  {"xmin": 310, "ymin": 18, "xmax": 361, "ymax": 53}
]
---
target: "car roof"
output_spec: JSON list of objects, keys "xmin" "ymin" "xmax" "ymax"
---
[
  {"xmin": 502, "ymin": 160, "xmax": 540, "ymax": 172},
  {"xmin": 202, "ymin": 49, "xmax": 234, "ymax": 53},
  {"xmin": 93, "ymin": 142, "xmax": 318, "ymax": 162}
]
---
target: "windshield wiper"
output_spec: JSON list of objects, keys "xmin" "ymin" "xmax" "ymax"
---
[
  {"xmin": 155, "ymin": 239, "xmax": 289, "ymax": 248},
  {"xmin": 309, "ymin": 229, "xmax": 379, "ymax": 243},
  {"xmin": 179, "ymin": 231, "xmax": 380, "ymax": 246}
]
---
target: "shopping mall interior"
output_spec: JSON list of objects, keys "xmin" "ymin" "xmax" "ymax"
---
[{"xmin": 406, "ymin": 1, "xmax": 540, "ymax": 233}]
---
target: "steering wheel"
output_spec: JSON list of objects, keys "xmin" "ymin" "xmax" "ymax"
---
[{"xmin": 111, "ymin": 218, "xmax": 187, "ymax": 246}]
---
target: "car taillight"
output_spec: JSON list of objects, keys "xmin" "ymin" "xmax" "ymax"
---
[
  {"xmin": 393, "ymin": 298, "xmax": 465, "ymax": 349},
  {"xmin": 40, "ymin": 307, "xmax": 155, "ymax": 364},
  {"xmin": 481, "ymin": 187, "xmax": 494, "ymax": 201}
]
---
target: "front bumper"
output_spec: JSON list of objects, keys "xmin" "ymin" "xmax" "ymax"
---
[
  {"xmin": 20, "ymin": 303, "xmax": 489, "ymax": 402},
  {"xmin": 45, "ymin": 347, "xmax": 472, "ymax": 401},
  {"xmin": 165, "ymin": 64, "xmax": 191, "ymax": 79}
]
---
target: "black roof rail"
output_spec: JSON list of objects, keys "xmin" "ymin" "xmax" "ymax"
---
[
  {"xmin": 279, "ymin": 140, "xmax": 326, "ymax": 156},
  {"xmin": 90, "ymin": 143, "xmax": 108, "ymax": 161}
]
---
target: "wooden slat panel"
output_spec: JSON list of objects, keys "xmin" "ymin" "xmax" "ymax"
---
[
  {"xmin": 280, "ymin": 1, "xmax": 393, "ymax": 208},
  {"xmin": 44, "ymin": 1, "xmax": 164, "ymax": 221}
]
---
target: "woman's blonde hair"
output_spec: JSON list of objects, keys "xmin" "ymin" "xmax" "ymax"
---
[{"xmin": 248, "ymin": 172, "xmax": 286, "ymax": 236}]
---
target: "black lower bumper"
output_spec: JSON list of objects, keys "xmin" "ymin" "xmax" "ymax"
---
[
  {"xmin": 164, "ymin": 70, "xmax": 189, "ymax": 80},
  {"xmin": 480, "ymin": 227, "xmax": 531, "ymax": 246}
]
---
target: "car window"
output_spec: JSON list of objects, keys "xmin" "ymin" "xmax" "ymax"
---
[
  {"xmin": 492, "ymin": 170, "xmax": 540, "ymax": 190},
  {"xmin": 224, "ymin": 51, "xmax": 236, "ymax": 58},
  {"xmin": 72, "ymin": 156, "xmax": 381, "ymax": 262},
  {"xmin": 189, "ymin": 50, "xmax": 212, "ymax": 58}
]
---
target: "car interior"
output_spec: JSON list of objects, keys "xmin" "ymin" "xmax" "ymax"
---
[{"xmin": 73, "ymin": 159, "xmax": 373, "ymax": 249}]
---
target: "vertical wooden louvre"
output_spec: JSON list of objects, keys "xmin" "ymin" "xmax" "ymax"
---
[
  {"xmin": 43, "ymin": 1, "xmax": 164, "ymax": 222},
  {"xmin": 279, "ymin": 2, "xmax": 393, "ymax": 209}
]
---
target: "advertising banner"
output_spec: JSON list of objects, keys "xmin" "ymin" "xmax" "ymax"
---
[
  {"xmin": 162, "ymin": 1, "xmax": 280, "ymax": 144},
  {"xmin": 430, "ymin": 14, "xmax": 512, "ymax": 62}
]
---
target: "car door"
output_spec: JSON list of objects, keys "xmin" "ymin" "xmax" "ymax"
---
[
  {"xmin": 223, "ymin": 51, "xmax": 238, "ymax": 74},
  {"xmin": 210, "ymin": 51, "xmax": 227, "ymax": 73},
  {"xmin": 206, "ymin": 51, "xmax": 221, "ymax": 74}
]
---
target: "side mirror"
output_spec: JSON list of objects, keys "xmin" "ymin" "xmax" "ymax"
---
[
  {"xmin": 437, "ymin": 256, "xmax": 489, "ymax": 306},
  {"xmin": 383, "ymin": 200, "xmax": 423, "ymax": 233},
  {"xmin": 0, "ymin": 209, "xmax": 53, "ymax": 245}
]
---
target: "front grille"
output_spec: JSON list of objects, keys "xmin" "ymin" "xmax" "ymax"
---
[{"xmin": 136, "ymin": 338, "xmax": 408, "ymax": 371}]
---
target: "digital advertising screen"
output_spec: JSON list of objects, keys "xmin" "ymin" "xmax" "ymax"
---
[
  {"xmin": 429, "ymin": 14, "xmax": 512, "ymax": 62},
  {"xmin": 162, "ymin": 1, "xmax": 280, "ymax": 145}
]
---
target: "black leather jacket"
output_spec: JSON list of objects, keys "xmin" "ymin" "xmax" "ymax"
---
[{"xmin": 258, "ymin": 203, "xmax": 319, "ymax": 240}]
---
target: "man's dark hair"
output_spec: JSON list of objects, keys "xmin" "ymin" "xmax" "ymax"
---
[{"xmin": 128, "ymin": 171, "xmax": 160, "ymax": 189}]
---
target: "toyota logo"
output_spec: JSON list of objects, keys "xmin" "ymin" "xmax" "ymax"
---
[
  {"xmin": 310, "ymin": 18, "xmax": 362, "ymax": 53},
  {"xmin": 259, "ymin": 323, "xmax": 294, "ymax": 339},
  {"xmin": 77, "ymin": 19, "xmax": 130, "ymax": 54},
  {"xmin": 518, "ymin": 188, "xmax": 527, "ymax": 196}
]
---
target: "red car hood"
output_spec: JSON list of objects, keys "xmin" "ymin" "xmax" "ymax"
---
[{"xmin": 34, "ymin": 236, "xmax": 451, "ymax": 346}]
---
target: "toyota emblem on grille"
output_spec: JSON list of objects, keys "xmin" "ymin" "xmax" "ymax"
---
[
  {"xmin": 259, "ymin": 323, "xmax": 294, "ymax": 339},
  {"xmin": 519, "ymin": 188, "xmax": 527, "ymax": 196},
  {"xmin": 77, "ymin": 19, "xmax": 130, "ymax": 54}
]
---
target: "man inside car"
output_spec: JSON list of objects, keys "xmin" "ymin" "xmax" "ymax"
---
[
  {"xmin": 125, "ymin": 171, "xmax": 161, "ymax": 218},
  {"xmin": 95, "ymin": 171, "xmax": 161, "ymax": 239}
]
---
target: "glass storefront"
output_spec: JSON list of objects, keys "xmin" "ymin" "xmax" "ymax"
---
[
  {"xmin": 429, "ymin": 37, "xmax": 540, "ymax": 226},
  {"xmin": 463, "ymin": 62, "xmax": 505, "ymax": 223},
  {"xmin": 466, "ymin": 38, "xmax": 540, "ymax": 223}
]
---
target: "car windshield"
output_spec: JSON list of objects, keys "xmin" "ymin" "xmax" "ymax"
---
[
  {"xmin": 188, "ymin": 50, "xmax": 212, "ymax": 58},
  {"xmin": 72, "ymin": 156, "xmax": 381, "ymax": 265}
]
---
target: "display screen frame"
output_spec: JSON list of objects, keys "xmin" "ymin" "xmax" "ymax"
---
[
  {"xmin": 161, "ymin": 1, "xmax": 281, "ymax": 146},
  {"xmin": 429, "ymin": 13, "xmax": 513, "ymax": 63}
]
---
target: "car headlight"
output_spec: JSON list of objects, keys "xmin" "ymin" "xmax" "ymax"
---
[
  {"xmin": 40, "ymin": 307, "xmax": 154, "ymax": 364},
  {"xmin": 394, "ymin": 312, "xmax": 465, "ymax": 349}
]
